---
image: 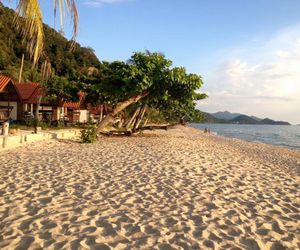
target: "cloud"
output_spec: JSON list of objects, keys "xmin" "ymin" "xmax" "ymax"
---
[
  {"xmin": 199, "ymin": 23, "xmax": 300, "ymax": 124},
  {"xmin": 251, "ymin": 95, "xmax": 294, "ymax": 102},
  {"xmin": 82, "ymin": 0, "xmax": 131, "ymax": 7}
]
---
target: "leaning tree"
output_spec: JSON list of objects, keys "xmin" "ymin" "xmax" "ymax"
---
[{"xmin": 83, "ymin": 51, "xmax": 207, "ymax": 132}]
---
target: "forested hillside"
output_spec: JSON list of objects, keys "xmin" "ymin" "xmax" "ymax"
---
[{"xmin": 0, "ymin": 3, "xmax": 100, "ymax": 81}]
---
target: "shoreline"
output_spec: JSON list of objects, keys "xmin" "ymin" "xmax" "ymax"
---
[
  {"xmin": 0, "ymin": 126, "xmax": 299, "ymax": 249},
  {"xmin": 189, "ymin": 123, "xmax": 300, "ymax": 151},
  {"xmin": 186, "ymin": 125, "xmax": 300, "ymax": 175}
]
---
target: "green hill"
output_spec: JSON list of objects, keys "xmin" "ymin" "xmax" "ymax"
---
[
  {"xmin": 260, "ymin": 118, "xmax": 290, "ymax": 125},
  {"xmin": 231, "ymin": 115, "xmax": 259, "ymax": 124},
  {"xmin": 0, "ymin": 3, "xmax": 100, "ymax": 81},
  {"xmin": 201, "ymin": 111, "xmax": 291, "ymax": 125},
  {"xmin": 201, "ymin": 112, "xmax": 229, "ymax": 123}
]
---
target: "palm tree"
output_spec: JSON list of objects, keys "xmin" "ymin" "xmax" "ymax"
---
[{"xmin": 14, "ymin": 0, "xmax": 78, "ymax": 66}]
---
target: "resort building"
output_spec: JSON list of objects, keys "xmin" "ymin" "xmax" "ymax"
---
[
  {"xmin": 62, "ymin": 92, "xmax": 89, "ymax": 123},
  {"xmin": 0, "ymin": 75, "xmax": 20, "ymax": 121},
  {"xmin": 14, "ymin": 82, "xmax": 48, "ymax": 121},
  {"xmin": 0, "ymin": 74, "xmax": 92, "ymax": 123}
]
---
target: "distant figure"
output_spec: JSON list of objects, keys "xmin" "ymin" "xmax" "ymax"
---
[{"xmin": 204, "ymin": 128, "xmax": 211, "ymax": 134}]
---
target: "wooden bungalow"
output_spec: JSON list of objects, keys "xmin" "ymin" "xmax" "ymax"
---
[
  {"xmin": 62, "ymin": 92, "xmax": 89, "ymax": 123},
  {"xmin": 15, "ymin": 82, "xmax": 57, "ymax": 121},
  {"xmin": 0, "ymin": 75, "xmax": 20, "ymax": 122},
  {"xmin": 0, "ymin": 74, "xmax": 95, "ymax": 124},
  {"xmin": 0, "ymin": 75, "xmax": 56, "ymax": 122}
]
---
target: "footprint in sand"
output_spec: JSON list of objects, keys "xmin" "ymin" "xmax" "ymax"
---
[
  {"xmin": 15, "ymin": 236, "xmax": 35, "ymax": 250},
  {"xmin": 38, "ymin": 196, "xmax": 52, "ymax": 205}
]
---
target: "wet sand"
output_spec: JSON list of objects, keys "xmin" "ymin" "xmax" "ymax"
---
[{"xmin": 0, "ymin": 126, "xmax": 299, "ymax": 249}]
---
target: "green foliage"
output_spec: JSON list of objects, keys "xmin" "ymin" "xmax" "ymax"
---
[
  {"xmin": 1, "ymin": 2, "xmax": 207, "ymax": 125},
  {"xmin": 84, "ymin": 51, "xmax": 207, "ymax": 124},
  {"xmin": 25, "ymin": 118, "xmax": 48, "ymax": 129},
  {"xmin": 146, "ymin": 108, "xmax": 167, "ymax": 124},
  {"xmin": 0, "ymin": 4, "xmax": 100, "ymax": 81},
  {"xmin": 44, "ymin": 76, "xmax": 80, "ymax": 102},
  {"xmin": 56, "ymin": 120, "xmax": 65, "ymax": 129},
  {"xmin": 186, "ymin": 109, "xmax": 204, "ymax": 123},
  {"xmin": 24, "ymin": 118, "xmax": 36, "ymax": 127},
  {"xmin": 9, "ymin": 124, "xmax": 20, "ymax": 129},
  {"xmin": 80, "ymin": 126, "xmax": 97, "ymax": 143},
  {"xmin": 37, "ymin": 120, "xmax": 49, "ymax": 130}
]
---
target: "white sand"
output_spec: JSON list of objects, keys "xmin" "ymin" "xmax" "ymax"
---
[{"xmin": 0, "ymin": 126, "xmax": 299, "ymax": 249}]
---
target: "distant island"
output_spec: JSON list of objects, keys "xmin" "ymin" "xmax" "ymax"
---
[{"xmin": 201, "ymin": 111, "xmax": 291, "ymax": 125}]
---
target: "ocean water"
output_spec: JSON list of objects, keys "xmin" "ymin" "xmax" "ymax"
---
[{"xmin": 190, "ymin": 123, "xmax": 300, "ymax": 150}]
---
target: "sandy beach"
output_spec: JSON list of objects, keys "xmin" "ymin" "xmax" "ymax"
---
[{"xmin": 0, "ymin": 126, "xmax": 299, "ymax": 250}]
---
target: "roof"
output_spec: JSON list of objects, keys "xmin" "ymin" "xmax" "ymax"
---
[
  {"xmin": 28, "ymin": 84, "xmax": 43, "ymax": 104},
  {"xmin": 14, "ymin": 83, "xmax": 39, "ymax": 100},
  {"xmin": 88, "ymin": 106, "xmax": 101, "ymax": 115},
  {"xmin": 14, "ymin": 83, "xmax": 43, "ymax": 104},
  {"xmin": 1, "ymin": 76, "xmax": 84, "ymax": 107},
  {"xmin": 0, "ymin": 75, "xmax": 14, "ymax": 92},
  {"xmin": 62, "ymin": 91, "xmax": 86, "ymax": 109},
  {"xmin": 63, "ymin": 102, "xmax": 81, "ymax": 109}
]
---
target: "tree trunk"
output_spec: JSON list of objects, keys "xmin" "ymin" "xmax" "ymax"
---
[
  {"xmin": 142, "ymin": 117, "xmax": 149, "ymax": 127},
  {"xmin": 136, "ymin": 106, "xmax": 146, "ymax": 128},
  {"xmin": 35, "ymin": 96, "xmax": 42, "ymax": 121},
  {"xmin": 131, "ymin": 108, "xmax": 142, "ymax": 131},
  {"xmin": 99, "ymin": 104, "xmax": 103, "ymax": 122},
  {"xmin": 97, "ymin": 91, "xmax": 149, "ymax": 132},
  {"xmin": 125, "ymin": 106, "xmax": 141, "ymax": 129},
  {"xmin": 18, "ymin": 54, "xmax": 24, "ymax": 83},
  {"xmin": 133, "ymin": 105, "xmax": 146, "ymax": 132},
  {"xmin": 34, "ymin": 96, "xmax": 42, "ymax": 133}
]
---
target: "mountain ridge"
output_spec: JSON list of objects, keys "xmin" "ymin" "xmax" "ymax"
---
[
  {"xmin": 211, "ymin": 111, "xmax": 240, "ymax": 120},
  {"xmin": 202, "ymin": 111, "xmax": 290, "ymax": 125}
]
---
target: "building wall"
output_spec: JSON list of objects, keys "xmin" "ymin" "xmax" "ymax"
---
[
  {"xmin": 79, "ymin": 110, "xmax": 89, "ymax": 123},
  {"xmin": 0, "ymin": 101, "xmax": 18, "ymax": 120},
  {"xmin": 52, "ymin": 107, "xmax": 61, "ymax": 121}
]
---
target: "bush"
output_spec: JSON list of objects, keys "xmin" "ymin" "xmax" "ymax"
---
[
  {"xmin": 37, "ymin": 120, "xmax": 48, "ymax": 130},
  {"xmin": 9, "ymin": 124, "xmax": 20, "ymax": 129},
  {"xmin": 25, "ymin": 118, "xmax": 48, "ymax": 130},
  {"xmin": 56, "ymin": 120, "xmax": 65, "ymax": 129},
  {"xmin": 24, "ymin": 117, "xmax": 36, "ymax": 127},
  {"xmin": 80, "ymin": 126, "xmax": 97, "ymax": 143}
]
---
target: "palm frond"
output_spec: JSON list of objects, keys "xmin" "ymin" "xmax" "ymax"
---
[
  {"xmin": 15, "ymin": 0, "xmax": 78, "ymax": 66},
  {"xmin": 64, "ymin": 0, "xmax": 79, "ymax": 49},
  {"xmin": 41, "ymin": 59, "xmax": 52, "ymax": 82},
  {"xmin": 16, "ymin": 0, "xmax": 44, "ymax": 65}
]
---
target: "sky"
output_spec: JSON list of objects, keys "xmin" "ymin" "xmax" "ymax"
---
[{"xmin": 5, "ymin": 0, "xmax": 300, "ymax": 124}]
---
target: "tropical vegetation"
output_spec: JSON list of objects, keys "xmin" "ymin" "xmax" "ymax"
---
[
  {"xmin": 1, "ymin": 0, "xmax": 78, "ymax": 66},
  {"xmin": 0, "ymin": 3, "xmax": 207, "ymax": 133}
]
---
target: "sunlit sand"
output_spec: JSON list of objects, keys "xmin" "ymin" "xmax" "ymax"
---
[{"xmin": 0, "ymin": 126, "xmax": 299, "ymax": 249}]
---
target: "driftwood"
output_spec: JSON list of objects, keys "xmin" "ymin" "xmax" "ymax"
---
[
  {"xmin": 140, "ymin": 125, "xmax": 169, "ymax": 131},
  {"xmin": 135, "ymin": 123, "xmax": 180, "ymax": 132},
  {"xmin": 101, "ymin": 123, "xmax": 180, "ymax": 137},
  {"xmin": 100, "ymin": 130, "xmax": 133, "ymax": 137}
]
